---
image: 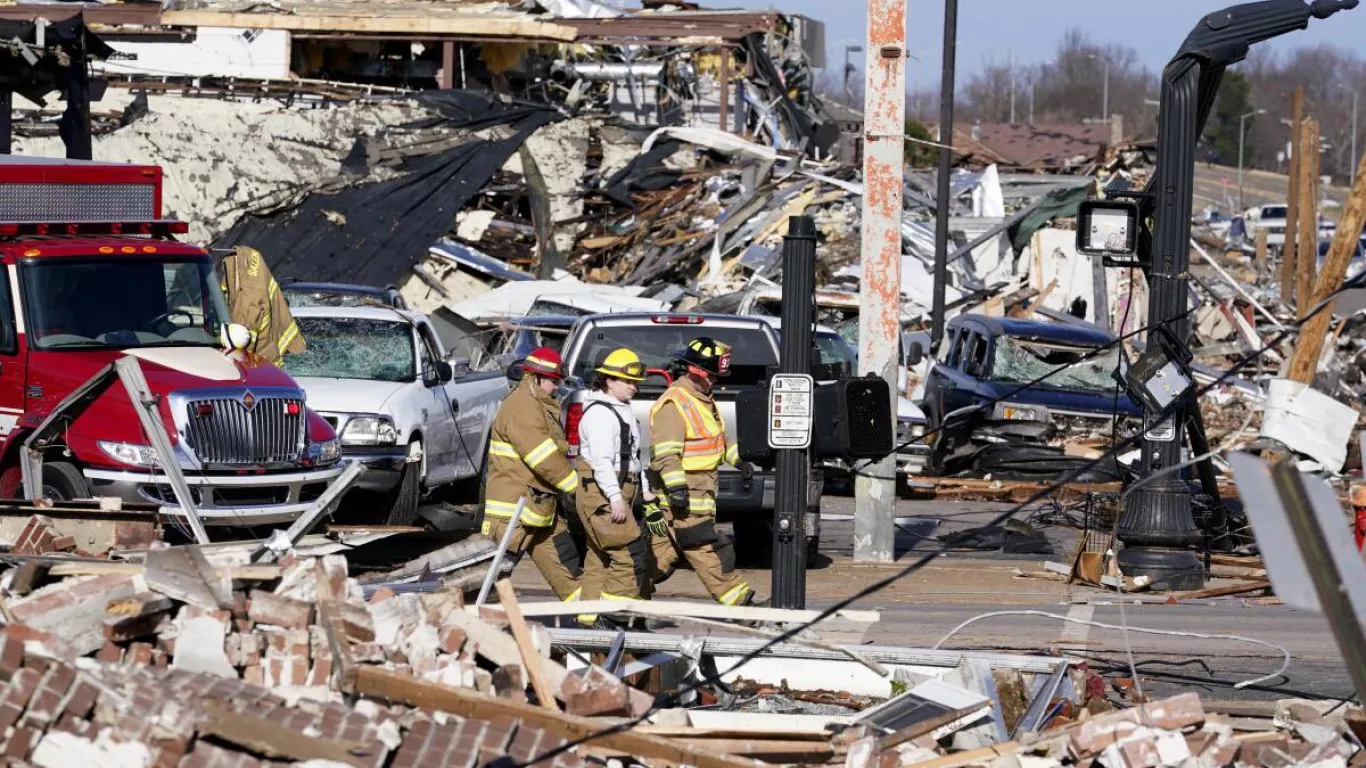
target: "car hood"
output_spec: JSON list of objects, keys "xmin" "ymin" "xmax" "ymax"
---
[
  {"xmin": 979, "ymin": 381, "xmax": 1142, "ymax": 417},
  {"xmin": 898, "ymin": 396, "xmax": 926, "ymax": 421},
  {"xmin": 293, "ymin": 377, "xmax": 408, "ymax": 415}
]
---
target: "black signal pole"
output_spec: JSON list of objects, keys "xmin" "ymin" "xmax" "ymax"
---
[{"xmin": 772, "ymin": 215, "xmax": 816, "ymax": 609}]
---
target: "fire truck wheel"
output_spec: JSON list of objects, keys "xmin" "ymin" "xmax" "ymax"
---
[
  {"xmin": 41, "ymin": 462, "xmax": 89, "ymax": 502},
  {"xmin": 384, "ymin": 458, "xmax": 421, "ymax": 526}
]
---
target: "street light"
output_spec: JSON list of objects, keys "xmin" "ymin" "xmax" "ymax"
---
[
  {"xmin": 843, "ymin": 45, "xmax": 863, "ymax": 104},
  {"xmin": 1238, "ymin": 108, "xmax": 1266, "ymax": 211},
  {"xmin": 1342, "ymin": 84, "xmax": 1359, "ymax": 184}
]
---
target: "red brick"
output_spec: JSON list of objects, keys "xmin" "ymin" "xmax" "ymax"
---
[
  {"xmin": 8, "ymin": 585, "xmax": 77, "ymax": 622},
  {"xmin": 49, "ymin": 535, "xmax": 76, "ymax": 552},
  {"xmin": 6, "ymin": 727, "xmax": 37, "ymax": 760},
  {"xmin": 1070, "ymin": 693, "xmax": 1205, "ymax": 758},
  {"xmin": 491, "ymin": 665, "xmax": 526, "ymax": 703},
  {"xmin": 126, "ymin": 642, "xmax": 154, "ymax": 667},
  {"xmin": 8, "ymin": 562, "xmax": 48, "ymax": 597},
  {"xmin": 103, "ymin": 611, "xmax": 171, "ymax": 643},
  {"xmin": 96, "ymin": 641, "xmax": 123, "ymax": 664},
  {"xmin": 12, "ymin": 515, "xmax": 57, "ymax": 555},
  {"xmin": 352, "ymin": 642, "xmax": 385, "ymax": 663},
  {"xmin": 562, "ymin": 666, "xmax": 630, "ymax": 717},
  {"xmin": 439, "ymin": 627, "xmax": 467, "ymax": 655},
  {"xmin": 317, "ymin": 555, "xmax": 349, "ymax": 601},
  {"xmin": 247, "ymin": 590, "xmax": 314, "ymax": 629},
  {"xmin": 0, "ymin": 633, "xmax": 24, "ymax": 682},
  {"xmin": 338, "ymin": 602, "xmax": 375, "ymax": 642},
  {"xmin": 62, "ymin": 680, "xmax": 99, "ymax": 719},
  {"xmin": 369, "ymin": 586, "xmax": 397, "ymax": 604}
]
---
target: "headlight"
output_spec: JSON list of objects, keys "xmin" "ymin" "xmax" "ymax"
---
[
  {"xmin": 98, "ymin": 441, "xmax": 158, "ymax": 467},
  {"xmin": 340, "ymin": 416, "xmax": 399, "ymax": 447},
  {"xmin": 992, "ymin": 402, "xmax": 1046, "ymax": 422},
  {"xmin": 911, "ymin": 423, "xmax": 925, "ymax": 438},
  {"xmin": 308, "ymin": 438, "xmax": 341, "ymax": 465}
]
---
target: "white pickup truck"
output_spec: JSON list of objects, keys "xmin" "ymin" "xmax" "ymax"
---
[
  {"xmin": 557, "ymin": 312, "xmax": 824, "ymax": 560},
  {"xmin": 283, "ymin": 305, "xmax": 508, "ymax": 524}
]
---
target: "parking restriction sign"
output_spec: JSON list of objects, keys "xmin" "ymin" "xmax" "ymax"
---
[{"xmin": 767, "ymin": 373, "xmax": 814, "ymax": 449}]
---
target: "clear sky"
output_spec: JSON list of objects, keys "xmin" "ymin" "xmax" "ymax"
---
[{"xmin": 718, "ymin": 0, "xmax": 1366, "ymax": 81}]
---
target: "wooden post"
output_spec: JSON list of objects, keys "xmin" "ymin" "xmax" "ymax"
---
[
  {"xmin": 1297, "ymin": 118, "xmax": 1320, "ymax": 317},
  {"xmin": 1282, "ymin": 86, "xmax": 1304, "ymax": 307},
  {"xmin": 1255, "ymin": 227, "xmax": 1269, "ymax": 278},
  {"xmin": 440, "ymin": 41, "xmax": 455, "ymax": 90},
  {"xmin": 494, "ymin": 579, "xmax": 558, "ymax": 712},
  {"xmin": 1287, "ymin": 148, "xmax": 1366, "ymax": 383}
]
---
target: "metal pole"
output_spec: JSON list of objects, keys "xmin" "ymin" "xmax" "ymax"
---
[
  {"xmin": 476, "ymin": 497, "xmax": 526, "ymax": 607},
  {"xmin": 1009, "ymin": 54, "xmax": 1016, "ymax": 124},
  {"xmin": 773, "ymin": 215, "xmax": 815, "ymax": 608},
  {"xmin": 1353, "ymin": 89, "xmax": 1359, "ymax": 186},
  {"xmin": 854, "ymin": 0, "xmax": 906, "ymax": 564},
  {"xmin": 1238, "ymin": 114, "xmax": 1248, "ymax": 211},
  {"xmin": 1102, "ymin": 58, "xmax": 1110, "ymax": 120},
  {"xmin": 930, "ymin": 0, "xmax": 957, "ymax": 350}
]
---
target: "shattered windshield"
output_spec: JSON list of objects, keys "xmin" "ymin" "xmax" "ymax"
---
[
  {"xmin": 284, "ymin": 317, "xmax": 416, "ymax": 382},
  {"xmin": 990, "ymin": 336, "xmax": 1121, "ymax": 393},
  {"xmin": 22, "ymin": 257, "xmax": 227, "ymax": 350}
]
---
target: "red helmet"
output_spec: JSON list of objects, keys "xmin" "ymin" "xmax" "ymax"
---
[{"xmin": 523, "ymin": 347, "xmax": 564, "ymax": 380}]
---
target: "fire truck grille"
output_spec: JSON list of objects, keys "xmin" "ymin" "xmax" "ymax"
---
[
  {"xmin": 0, "ymin": 183, "xmax": 157, "ymax": 222},
  {"xmin": 183, "ymin": 397, "xmax": 306, "ymax": 465}
]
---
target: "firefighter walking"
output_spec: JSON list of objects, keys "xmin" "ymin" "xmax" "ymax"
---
[
  {"xmin": 482, "ymin": 347, "xmax": 583, "ymax": 603},
  {"xmin": 646, "ymin": 337, "xmax": 761, "ymax": 607},
  {"xmin": 573, "ymin": 348, "xmax": 653, "ymax": 626}
]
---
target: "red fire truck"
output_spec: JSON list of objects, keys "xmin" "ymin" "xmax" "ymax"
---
[{"xmin": 0, "ymin": 155, "xmax": 343, "ymax": 525}]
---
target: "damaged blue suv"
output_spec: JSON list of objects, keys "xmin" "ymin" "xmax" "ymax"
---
[{"xmin": 913, "ymin": 315, "xmax": 1142, "ymax": 479}]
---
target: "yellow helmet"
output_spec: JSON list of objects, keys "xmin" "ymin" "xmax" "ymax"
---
[{"xmin": 595, "ymin": 348, "xmax": 646, "ymax": 382}]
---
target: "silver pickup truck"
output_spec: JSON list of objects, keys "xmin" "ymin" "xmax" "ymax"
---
[{"xmin": 557, "ymin": 312, "xmax": 823, "ymax": 560}]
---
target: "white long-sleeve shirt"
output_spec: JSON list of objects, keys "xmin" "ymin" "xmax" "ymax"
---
[{"xmin": 578, "ymin": 391, "xmax": 643, "ymax": 502}]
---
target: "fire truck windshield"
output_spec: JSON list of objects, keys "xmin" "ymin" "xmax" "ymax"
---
[{"xmin": 21, "ymin": 256, "xmax": 229, "ymax": 350}]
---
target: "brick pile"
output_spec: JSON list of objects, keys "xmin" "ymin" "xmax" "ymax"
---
[{"xmin": 0, "ymin": 540, "xmax": 609, "ymax": 767}]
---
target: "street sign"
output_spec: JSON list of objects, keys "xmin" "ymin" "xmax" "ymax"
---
[{"xmin": 767, "ymin": 373, "xmax": 814, "ymax": 449}]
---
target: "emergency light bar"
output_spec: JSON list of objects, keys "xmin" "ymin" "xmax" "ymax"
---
[{"xmin": 0, "ymin": 220, "xmax": 189, "ymax": 237}]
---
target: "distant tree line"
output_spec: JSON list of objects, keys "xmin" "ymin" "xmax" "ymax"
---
[{"xmin": 814, "ymin": 28, "xmax": 1364, "ymax": 182}]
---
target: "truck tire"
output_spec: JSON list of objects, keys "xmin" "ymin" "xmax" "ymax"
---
[
  {"xmin": 384, "ymin": 453, "xmax": 421, "ymax": 526},
  {"xmin": 41, "ymin": 462, "xmax": 89, "ymax": 501}
]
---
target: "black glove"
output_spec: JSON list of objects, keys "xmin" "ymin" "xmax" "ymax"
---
[
  {"xmin": 737, "ymin": 460, "xmax": 755, "ymax": 481},
  {"xmin": 642, "ymin": 500, "xmax": 669, "ymax": 538},
  {"xmin": 667, "ymin": 487, "xmax": 691, "ymax": 518}
]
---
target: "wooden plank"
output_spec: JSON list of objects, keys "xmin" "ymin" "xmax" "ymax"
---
[
  {"xmin": 900, "ymin": 741, "xmax": 1021, "ymax": 768},
  {"xmin": 159, "ymin": 9, "xmax": 578, "ymax": 39},
  {"xmin": 1282, "ymin": 86, "xmax": 1304, "ymax": 306},
  {"xmin": 495, "ymin": 579, "xmax": 558, "ymax": 712},
  {"xmin": 1255, "ymin": 228, "xmax": 1269, "ymax": 278},
  {"xmin": 198, "ymin": 699, "xmax": 373, "ymax": 766},
  {"xmin": 668, "ymin": 738, "xmax": 833, "ymax": 759},
  {"xmin": 442, "ymin": 608, "xmax": 570, "ymax": 699},
  {"xmin": 1296, "ymin": 118, "xmax": 1321, "ymax": 317},
  {"xmin": 513, "ymin": 598, "xmax": 879, "ymax": 625},
  {"xmin": 352, "ymin": 665, "xmax": 759, "ymax": 768},
  {"xmin": 1172, "ymin": 581, "xmax": 1271, "ymax": 600},
  {"xmin": 1290, "ymin": 133, "xmax": 1366, "ymax": 382},
  {"xmin": 878, "ymin": 705, "xmax": 992, "ymax": 751}
]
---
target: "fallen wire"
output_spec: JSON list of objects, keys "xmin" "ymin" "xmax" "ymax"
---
[
  {"xmin": 518, "ymin": 272, "xmax": 1366, "ymax": 768},
  {"xmin": 928, "ymin": 609, "xmax": 1291, "ymax": 689}
]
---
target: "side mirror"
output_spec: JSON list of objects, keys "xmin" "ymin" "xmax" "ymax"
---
[
  {"xmin": 1075, "ymin": 199, "xmax": 1140, "ymax": 257},
  {"xmin": 906, "ymin": 341, "xmax": 924, "ymax": 367},
  {"xmin": 448, "ymin": 355, "xmax": 471, "ymax": 379},
  {"xmin": 427, "ymin": 361, "xmax": 453, "ymax": 386}
]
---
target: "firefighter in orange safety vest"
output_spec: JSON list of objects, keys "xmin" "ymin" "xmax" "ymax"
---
[
  {"xmin": 481, "ymin": 347, "xmax": 583, "ymax": 603},
  {"xmin": 645, "ymin": 337, "xmax": 764, "ymax": 607}
]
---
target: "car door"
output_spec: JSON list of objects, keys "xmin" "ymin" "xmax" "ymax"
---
[
  {"xmin": 0, "ymin": 264, "xmax": 25, "ymax": 447},
  {"xmin": 414, "ymin": 321, "xmax": 460, "ymax": 486}
]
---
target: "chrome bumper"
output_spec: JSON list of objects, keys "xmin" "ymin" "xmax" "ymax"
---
[
  {"xmin": 84, "ymin": 465, "xmax": 345, "ymax": 526},
  {"xmin": 342, "ymin": 447, "xmax": 408, "ymax": 492}
]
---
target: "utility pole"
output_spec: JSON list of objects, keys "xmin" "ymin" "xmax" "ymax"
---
[
  {"xmin": 853, "ymin": 0, "xmax": 906, "ymax": 563},
  {"xmin": 1103, "ymin": 57, "xmax": 1110, "ymax": 121},
  {"xmin": 772, "ymin": 216, "xmax": 815, "ymax": 608},
  {"xmin": 1238, "ymin": 109, "xmax": 1266, "ymax": 211},
  {"xmin": 1009, "ymin": 53, "xmax": 1016, "ymax": 124},
  {"xmin": 844, "ymin": 45, "xmax": 864, "ymax": 104},
  {"xmin": 1297, "ymin": 118, "xmax": 1321, "ymax": 316},
  {"xmin": 1282, "ymin": 86, "xmax": 1304, "ymax": 308},
  {"xmin": 1029, "ymin": 77, "xmax": 1035, "ymax": 125},
  {"xmin": 1345, "ymin": 84, "xmax": 1359, "ymax": 185},
  {"xmin": 930, "ymin": 0, "xmax": 958, "ymax": 350}
]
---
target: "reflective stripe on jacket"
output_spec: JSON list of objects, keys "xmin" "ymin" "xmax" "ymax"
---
[
  {"xmin": 484, "ymin": 377, "xmax": 579, "ymax": 526},
  {"xmin": 649, "ymin": 380, "xmax": 727, "ymax": 473}
]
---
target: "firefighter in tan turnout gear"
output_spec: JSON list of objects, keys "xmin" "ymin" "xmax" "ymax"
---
[
  {"xmin": 647, "ymin": 337, "xmax": 761, "ymax": 607},
  {"xmin": 482, "ymin": 347, "xmax": 583, "ymax": 602},
  {"xmin": 573, "ymin": 348, "xmax": 653, "ymax": 626}
]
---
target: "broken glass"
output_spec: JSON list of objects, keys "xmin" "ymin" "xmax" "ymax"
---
[
  {"xmin": 990, "ymin": 336, "xmax": 1122, "ymax": 394},
  {"xmin": 284, "ymin": 317, "xmax": 416, "ymax": 382}
]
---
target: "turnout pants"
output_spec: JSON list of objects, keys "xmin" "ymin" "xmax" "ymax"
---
[
  {"xmin": 575, "ymin": 480, "xmax": 649, "ymax": 624},
  {"xmin": 651, "ymin": 484, "xmax": 751, "ymax": 606},
  {"xmin": 482, "ymin": 510, "xmax": 583, "ymax": 602}
]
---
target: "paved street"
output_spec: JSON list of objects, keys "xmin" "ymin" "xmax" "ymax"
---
[
  {"xmin": 1192, "ymin": 163, "xmax": 1352, "ymax": 212},
  {"xmin": 511, "ymin": 493, "xmax": 1353, "ymax": 703}
]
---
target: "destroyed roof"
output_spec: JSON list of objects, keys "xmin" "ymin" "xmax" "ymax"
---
[{"xmin": 942, "ymin": 123, "xmax": 1113, "ymax": 169}]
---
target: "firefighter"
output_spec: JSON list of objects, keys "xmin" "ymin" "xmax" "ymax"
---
[
  {"xmin": 646, "ymin": 337, "xmax": 761, "ymax": 607},
  {"xmin": 482, "ymin": 347, "xmax": 583, "ymax": 603},
  {"xmin": 219, "ymin": 246, "xmax": 305, "ymax": 364},
  {"xmin": 573, "ymin": 348, "xmax": 653, "ymax": 626}
]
